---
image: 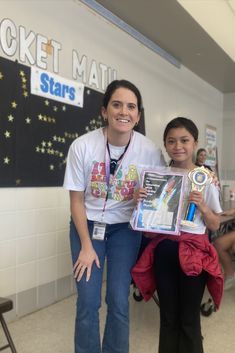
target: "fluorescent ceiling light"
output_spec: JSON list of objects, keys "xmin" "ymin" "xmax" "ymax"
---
[{"xmin": 177, "ymin": 0, "xmax": 235, "ymax": 63}]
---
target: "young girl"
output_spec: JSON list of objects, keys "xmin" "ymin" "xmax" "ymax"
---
[{"xmin": 132, "ymin": 117, "xmax": 223, "ymax": 353}]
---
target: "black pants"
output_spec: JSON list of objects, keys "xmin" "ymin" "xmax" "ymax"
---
[{"xmin": 154, "ymin": 239, "xmax": 206, "ymax": 353}]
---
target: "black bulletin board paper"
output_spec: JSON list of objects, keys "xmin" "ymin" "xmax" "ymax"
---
[{"xmin": 0, "ymin": 56, "xmax": 145, "ymax": 187}]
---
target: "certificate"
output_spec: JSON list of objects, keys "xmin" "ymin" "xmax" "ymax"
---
[{"xmin": 130, "ymin": 169, "xmax": 186, "ymax": 235}]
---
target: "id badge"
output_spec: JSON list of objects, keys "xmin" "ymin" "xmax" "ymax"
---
[{"xmin": 92, "ymin": 222, "xmax": 106, "ymax": 241}]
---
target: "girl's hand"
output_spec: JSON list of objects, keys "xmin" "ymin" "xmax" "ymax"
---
[
  {"xmin": 73, "ymin": 247, "xmax": 100, "ymax": 282},
  {"xmin": 133, "ymin": 188, "xmax": 148, "ymax": 204},
  {"xmin": 187, "ymin": 190, "xmax": 207, "ymax": 212}
]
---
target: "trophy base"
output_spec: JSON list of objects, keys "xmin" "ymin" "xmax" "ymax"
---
[{"xmin": 181, "ymin": 220, "xmax": 197, "ymax": 228}]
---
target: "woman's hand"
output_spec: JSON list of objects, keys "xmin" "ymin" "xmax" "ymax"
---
[
  {"xmin": 73, "ymin": 246, "xmax": 100, "ymax": 282},
  {"xmin": 133, "ymin": 187, "xmax": 148, "ymax": 204}
]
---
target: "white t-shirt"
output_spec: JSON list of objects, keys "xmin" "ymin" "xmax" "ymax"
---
[
  {"xmin": 63, "ymin": 128, "xmax": 166, "ymax": 224},
  {"xmin": 180, "ymin": 179, "xmax": 222, "ymax": 234}
]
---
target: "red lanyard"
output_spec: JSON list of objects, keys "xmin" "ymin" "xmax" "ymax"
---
[{"xmin": 100, "ymin": 129, "xmax": 132, "ymax": 221}]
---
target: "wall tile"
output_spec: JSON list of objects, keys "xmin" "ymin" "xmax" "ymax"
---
[
  {"xmin": 16, "ymin": 237, "xmax": 37, "ymax": 265},
  {"xmin": 17, "ymin": 288, "xmax": 37, "ymax": 317},
  {"xmin": 38, "ymin": 281, "xmax": 56, "ymax": 309},
  {"xmin": 57, "ymin": 253, "xmax": 73, "ymax": 278},
  {"xmin": 0, "ymin": 213, "xmax": 16, "ymax": 241},
  {"xmin": 56, "ymin": 207, "xmax": 70, "ymax": 230},
  {"xmin": 57, "ymin": 187, "xmax": 70, "ymax": 208},
  {"xmin": 16, "ymin": 262, "xmax": 37, "ymax": 292},
  {"xmin": 57, "ymin": 230, "xmax": 70, "ymax": 254},
  {"xmin": 34, "ymin": 188, "xmax": 57, "ymax": 209},
  {"xmin": 57, "ymin": 275, "xmax": 73, "ymax": 301},
  {"xmin": 37, "ymin": 232, "xmax": 56, "ymax": 259},
  {"xmin": 16, "ymin": 210, "xmax": 36, "ymax": 238},
  {"xmin": 0, "ymin": 267, "xmax": 16, "ymax": 297},
  {"xmin": 15, "ymin": 188, "xmax": 37, "ymax": 210},
  {"xmin": 37, "ymin": 257, "xmax": 57, "ymax": 286},
  {"xmin": 35, "ymin": 209, "xmax": 57, "ymax": 234},
  {"xmin": 0, "ymin": 239, "xmax": 16, "ymax": 269},
  {"xmin": 0, "ymin": 189, "xmax": 16, "ymax": 212}
]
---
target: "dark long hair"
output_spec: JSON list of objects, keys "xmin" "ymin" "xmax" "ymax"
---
[
  {"xmin": 163, "ymin": 117, "xmax": 198, "ymax": 145},
  {"xmin": 103, "ymin": 79, "xmax": 143, "ymax": 112}
]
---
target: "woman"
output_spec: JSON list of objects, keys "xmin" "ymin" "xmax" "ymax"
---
[
  {"xmin": 63, "ymin": 79, "xmax": 165, "ymax": 353},
  {"xmin": 195, "ymin": 148, "xmax": 212, "ymax": 171},
  {"xmin": 132, "ymin": 117, "xmax": 223, "ymax": 353}
]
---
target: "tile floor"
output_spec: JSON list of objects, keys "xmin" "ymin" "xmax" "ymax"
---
[{"xmin": 1, "ymin": 285, "xmax": 235, "ymax": 353}]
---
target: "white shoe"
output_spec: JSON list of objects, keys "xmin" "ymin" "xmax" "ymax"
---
[{"xmin": 224, "ymin": 274, "xmax": 235, "ymax": 290}]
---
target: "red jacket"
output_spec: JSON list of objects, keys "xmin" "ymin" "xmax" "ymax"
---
[{"xmin": 131, "ymin": 233, "xmax": 223, "ymax": 309}]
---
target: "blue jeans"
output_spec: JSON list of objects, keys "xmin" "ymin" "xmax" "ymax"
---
[{"xmin": 70, "ymin": 220, "xmax": 142, "ymax": 353}]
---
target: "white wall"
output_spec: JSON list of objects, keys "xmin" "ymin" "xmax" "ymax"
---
[
  {"xmin": 0, "ymin": 0, "xmax": 224, "ymax": 315},
  {"xmin": 222, "ymin": 93, "xmax": 235, "ymax": 189}
]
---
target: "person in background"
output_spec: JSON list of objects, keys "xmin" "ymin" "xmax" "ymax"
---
[
  {"xmin": 195, "ymin": 148, "xmax": 212, "ymax": 171},
  {"xmin": 214, "ymin": 227, "xmax": 235, "ymax": 290},
  {"xmin": 63, "ymin": 79, "xmax": 165, "ymax": 353},
  {"xmin": 132, "ymin": 117, "xmax": 223, "ymax": 353}
]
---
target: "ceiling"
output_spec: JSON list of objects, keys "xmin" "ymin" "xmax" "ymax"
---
[{"xmin": 93, "ymin": 0, "xmax": 235, "ymax": 93}]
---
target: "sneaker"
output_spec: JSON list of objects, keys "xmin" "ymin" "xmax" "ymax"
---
[{"xmin": 224, "ymin": 274, "xmax": 235, "ymax": 290}]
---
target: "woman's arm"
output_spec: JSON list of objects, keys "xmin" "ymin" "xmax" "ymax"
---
[
  {"xmin": 70, "ymin": 190, "xmax": 100, "ymax": 282},
  {"xmin": 188, "ymin": 190, "xmax": 220, "ymax": 231}
]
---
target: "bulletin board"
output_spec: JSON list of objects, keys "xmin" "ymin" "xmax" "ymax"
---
[{"xmin": 0, "ymin": 56, "xmax": 145, "ymax": 187}]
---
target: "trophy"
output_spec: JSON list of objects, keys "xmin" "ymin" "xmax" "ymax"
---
[{"xmin": 181, "ymin": 166, "xmax": 212, "ymax": 228}]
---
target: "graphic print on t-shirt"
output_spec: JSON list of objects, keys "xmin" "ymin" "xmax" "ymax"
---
[{"xmin": 90, "ymin": 161, "xmax": 138, "ymax": 201}]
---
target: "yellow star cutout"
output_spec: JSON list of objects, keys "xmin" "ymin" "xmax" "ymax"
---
[
  {"xmin": 8, "ymin": 115, "xmax": 14, "ymax": 122},
  {"xmin": 4, "ymin": 131, "xmax": 11, "ymax": 138},
  {"xmin": 25, "ymin": 117, "xmax": 31, "ymax": 124},
  {"xmin": 20, "ymin": 71, "xmax": 25, "ymax": 77},
  {"xmin": 0, "ymin": 72, "xmax": 3, "ymax": 80},
  {"xmin": 11, "ymin": 101, "xmax": 17, "ymax": 108},
  {"xmin": 23, "ymin": 91, "xmax": 28, "ymax": 97},
  {"xmin": 4, "ymin": 157, "xmax": 10, "ymax": 164}
]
